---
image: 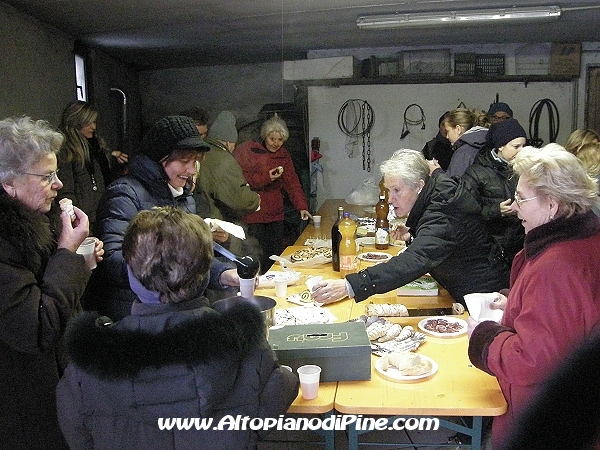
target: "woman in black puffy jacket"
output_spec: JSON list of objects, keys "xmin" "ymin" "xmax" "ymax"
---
[{"xmin": 460, "ymin": 119, "xmax": 528, "ymax": 264}]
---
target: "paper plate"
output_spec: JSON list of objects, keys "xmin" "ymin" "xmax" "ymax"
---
[
  {"xmin": 375, "ymin": 355, "xmax": 438, "ymax": 382},
  {"xmin": 418, "ymin": 316, "xmax": 468, "ymax": 337},
  {"xmin": 356, "ymin": 236, "xmax": 376, "ymax": 247},
  {"xmin": 259, "ymin": 271, "xmax": 299, "ymax": 288}
]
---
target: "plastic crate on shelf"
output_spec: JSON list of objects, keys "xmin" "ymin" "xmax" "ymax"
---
[
  {"xmin": 475, "ymin": 54, "xmax": 505, "ymax": 75},
  {"xmin": 454, "ymin": 53, "xmax": 477, "ymax": 76},
  {"xmin": 454, "ymin": 53, "xmax": 505, "ymax": 76},
  {"xmin": 399, "ymin": 49, "xmax": 451, "ymax": 75}
]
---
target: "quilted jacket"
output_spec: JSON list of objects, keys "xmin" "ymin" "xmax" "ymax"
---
[
  {"xmin": 89, "ymin": 154, "xmax": 234, "ymax": 320},
  {"xmin": 347, "ymin": 173, "xmax": 510, "ymax": 304}
]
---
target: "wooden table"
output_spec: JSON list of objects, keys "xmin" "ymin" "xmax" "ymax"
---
[
  {"xmin": 261, "ymin": 233, "xmax": 506, "ymax": 450},
  {"xmin": 336, "ymin": 292, "xmax": 507, "ymax": 450},
  {"xmin": 256, "ymin": 247, "xmax": 352, "ymax": 416},
  {"xmin": 255, "ymin": 249, "xmax": 354, "ymax": 450}
]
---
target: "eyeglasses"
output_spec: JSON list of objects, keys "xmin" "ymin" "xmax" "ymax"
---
[
  {"xmin": 514, "ymin": 191, "xmax": 538, "ymax": 206},
  {"xmin": 21, "ymin": 169, "xmax": 60, "ymax": 185},
  {"xmin": 491, "ymin": 114, "xmax": 511, "ymax": 123}
]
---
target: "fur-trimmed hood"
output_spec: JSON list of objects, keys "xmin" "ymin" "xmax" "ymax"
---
[
  {"xmin": 0, "ymin": 190, "xmax": 57, "ymax": 277},
  {"xmin": 64, "ymin": 301, "xmax": 265, "ymax": 379}
]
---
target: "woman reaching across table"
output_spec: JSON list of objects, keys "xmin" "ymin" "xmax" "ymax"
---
[
  {"xmin": 467, "ymin": 144, "xmax": 600, "ymax": 449},
  {"xmin": 311, "ymin": 148, "xmax": 510, "ymax": 307}
]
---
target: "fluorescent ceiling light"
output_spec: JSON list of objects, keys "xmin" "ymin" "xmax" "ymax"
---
[{"xmin": 357, "ymin": 6, "xmax": 561, "ymax": 29}]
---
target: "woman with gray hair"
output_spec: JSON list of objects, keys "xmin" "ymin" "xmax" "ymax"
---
[
  {"xmin": 234, "ymin": 113, "xmax": 311, "ymax": 272},
  {"xmin": 0, "ymin": 116, "xmax": 103, "ymax": 449},
  {"xmin": 467, "ymin": 144, "xmax": 600, "ymax": 449},
  {"xmin": 312, "ymin": 148, "xmax": 509, "ymax": 307}
]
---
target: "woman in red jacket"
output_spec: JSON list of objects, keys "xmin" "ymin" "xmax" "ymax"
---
[
  {"xmin": 467, "ymin": 144, "xmax": 600, "ymax": 449},
  {"xmin": 234, "ymin": 114, "xmax": 311, "ymax": 272}
]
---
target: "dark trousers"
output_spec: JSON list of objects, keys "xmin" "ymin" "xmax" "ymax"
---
[{"xmin": 247, "ymin": 221, "xmax": 284, "ymax": 273}]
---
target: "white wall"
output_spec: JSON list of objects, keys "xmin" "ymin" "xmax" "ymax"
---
[{"xmin": 308, "ymin": 81, "xmax": 575, "ymax": 207}]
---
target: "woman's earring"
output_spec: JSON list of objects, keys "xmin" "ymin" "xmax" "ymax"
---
[{"xmin": 4, "ymin": 185, "xmax": 16, "ymax": 198}]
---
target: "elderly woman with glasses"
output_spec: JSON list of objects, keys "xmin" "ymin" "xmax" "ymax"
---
[
  {"xmin": 0, "ymin": 116, "xmax": 104, "ymax": 449},
  {"xmin": 467, "ymin": 144, "xmax": 600, "ymax": 449}
]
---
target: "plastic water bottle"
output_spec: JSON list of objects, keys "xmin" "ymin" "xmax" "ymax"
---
[{"xmin": 338, "ymin": 212, "xmax": 357, "ymax": 277}]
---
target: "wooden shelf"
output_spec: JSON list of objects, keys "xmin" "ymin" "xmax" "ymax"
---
[{"xmin": 293, "ymin": 74, "xmax": 577, "ymax": 86}]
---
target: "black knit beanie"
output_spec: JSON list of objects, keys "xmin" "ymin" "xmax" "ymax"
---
[
  {"xmin": 488, "ymin": 118, "xmax": 527, "ymax": 149},
  {"xmin": 140, "ymin": 116, "xmax": 210, "ymax": 162}
]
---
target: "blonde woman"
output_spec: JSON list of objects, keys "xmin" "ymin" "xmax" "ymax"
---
[
  {"xmin": 468, "ymin": 144, "xmax": 600, "ymax": 448},
  {"xmin": 563, "ymin": 128, "xmax": 600, "ymax": 156},
  {"xmin": 57, "ymin": 100, "xmax": 128, "ymax": 231}
]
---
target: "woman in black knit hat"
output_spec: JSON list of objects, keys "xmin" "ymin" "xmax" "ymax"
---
[
  {"xmin": 88, "ymin": 116, "xmax": 240, "ymax": 320},
  {"xmin": 460, "ymin": 118, "xmax": 528, "ymax": 264}
]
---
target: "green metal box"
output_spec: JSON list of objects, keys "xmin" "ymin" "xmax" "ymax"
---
[{"xmin": 268, "ymin": 322, "xmax": 371, "ymax": 381}]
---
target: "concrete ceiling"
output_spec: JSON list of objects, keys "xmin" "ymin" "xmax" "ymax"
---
[{"xmin": 5, "ymin": 0, "xmax": 600, "ymax": 70}]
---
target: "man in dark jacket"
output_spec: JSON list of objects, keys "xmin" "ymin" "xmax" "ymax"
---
[
  {"xmin": 312, "ymin": 149, "xmax": 510, "ymax": 307},
  {"xmin": 57, "ymin": 207, "xmax": 299, "ymax": 450},
  {"xmin": 88, "ymin": 116, "xmax": 239, "ymax": 320}
]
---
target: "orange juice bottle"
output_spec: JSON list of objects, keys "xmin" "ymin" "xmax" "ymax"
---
[{"xmin": 339, "ymin": 212, "xmax": 357, "ymax": 277}]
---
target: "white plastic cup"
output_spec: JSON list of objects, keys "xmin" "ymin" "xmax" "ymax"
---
[
  {"xmin": 239, "ymin": 277, "xmax": 256, "ymax": 298},
  {"xmin": 312, "ymin": 215, "xmax": 322, "ymax": 227},
  {"xmin": 305, "ymin": 276, "xmax": 323, "ymax": 293},
  {"xmin": 297, "ymin": 364, "xmax": 321, "ymax": 400},
  {"xmin": 280, "ymin": 365, "xmax": 292, "ymax": 372},
  {"xmin": 76, "ymin": 237, "xmax": 97, "ymax": 270},
  {"xmin": 274, "ymin": 279, "xmax": 288, "ymax": 298}
]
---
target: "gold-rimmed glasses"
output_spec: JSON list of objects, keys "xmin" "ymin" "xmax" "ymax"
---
[{"xmin": 514, "ymin": 191, "xmax": 538, "ymax": 206}]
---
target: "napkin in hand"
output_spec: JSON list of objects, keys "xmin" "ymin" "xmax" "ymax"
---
[
  {"xmin": 464, "ymin": 293, "xmax": 503, "ymax": 322},
  {"xmin": 204, "ymin": 218, "xmax": 246, "ymax": 240}
]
